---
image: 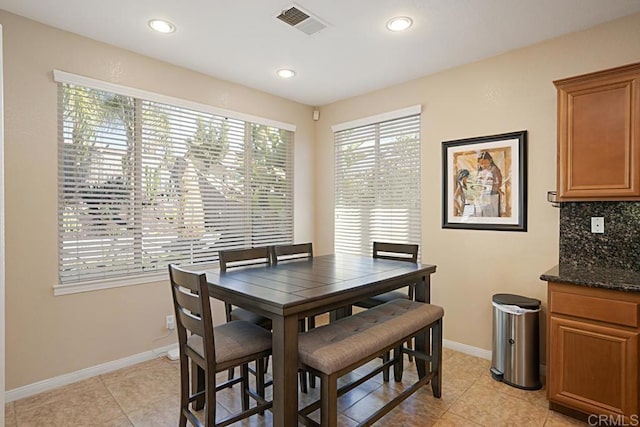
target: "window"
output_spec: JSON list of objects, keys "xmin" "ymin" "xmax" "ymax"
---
[
  {"xmin": 333, "ymin": 106, "xmax": 421, "ymax": 256},
  {"xmin": 56, "ymin": 72, "xmax": 293, "ymax": 292}
]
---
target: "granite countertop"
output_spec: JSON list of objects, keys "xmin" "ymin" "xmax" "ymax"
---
[{"xmin": 540, "ymin": 264, "xmax": 640, "ymax": 293}]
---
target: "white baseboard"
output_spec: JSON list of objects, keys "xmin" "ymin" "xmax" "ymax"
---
[
  {"xmin": 443, "ymin": 338, "xmax": 492, "ymax": 360},
  {"xmin": 6, "ymin": 339, "xmax": 547, "ymax": 403},
  {"xmin": 443, "ymin": 339, "xmax": 547, "ymax": 377},
  {"xmin": 5, "ymin": 344, "xmax": 178, "ymax": 403}
]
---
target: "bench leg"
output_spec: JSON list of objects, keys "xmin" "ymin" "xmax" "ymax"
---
[
  {"xmin": 431, "ymin": 318, "xmax": 443, "ymax": 398},
  {"xmin": 382, "ymin": 351, "xmax": 390, "ymax": 382},
  {"xmin": 241, "ymin": 363, "xmax": 250, "ymax": 411},
  {"xmin": 393, "ymin": 345, "xmax": 404, "ymax": 382},
  {"xmin": 414, "ymin": 329, "xmax": 428, "ymax": 379},
  {"xmin": 321, "ymin": 373, "xmax": 338, "ymax": 427}
]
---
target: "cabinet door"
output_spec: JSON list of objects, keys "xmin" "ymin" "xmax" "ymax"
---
[
  {"xmin": 556, "ymin": 67, "xmax": 640, "ymax": 200},
  {"xmin": 548, "ymin": 316, "xmax": 638, "ymax": 417}
]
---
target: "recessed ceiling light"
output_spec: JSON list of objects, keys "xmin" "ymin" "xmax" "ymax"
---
[
  {"xmin": 386, "ymin": 16, "xmax": 413, "ymax": 32},
  {"xmin": 148, "ymin": 19, "xmax": 176, "ymax": 34},
  {"xmin": 277, "ymin": 69, "xmax": 296, "ymax": 79}
]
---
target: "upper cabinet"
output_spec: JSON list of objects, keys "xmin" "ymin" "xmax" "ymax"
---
[{"xmin": 555, "ymin": 62, "xmax": 640, "ymax": 201}]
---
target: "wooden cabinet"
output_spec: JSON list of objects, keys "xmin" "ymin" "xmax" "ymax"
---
[
  {"xmin": 555, "ymin": 62, "xmax": 640, "ymax": 201},
  {"xmin": 547, "ymin": 282, "xmax": 640, "ymax": 421}
]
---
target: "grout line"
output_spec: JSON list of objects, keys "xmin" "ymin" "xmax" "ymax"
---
[{"xmin": 97, "ymin": 375, "xmax": 134, "ymax": 426}]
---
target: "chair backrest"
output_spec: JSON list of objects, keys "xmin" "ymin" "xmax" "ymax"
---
[
  {"xmin": 218, "ymin": 247, "xmax": 271, "ymax": 272},
  {"xmin": 372, "ymin": 241, "xmax": 419, "ymax": 263},
  {"xmin": 168, "ymin": 264, "xmax": 215, "ymax": 365},
  {"xmin": 271, "ymin": 243, "xmax": 313, "ymax": 265}
]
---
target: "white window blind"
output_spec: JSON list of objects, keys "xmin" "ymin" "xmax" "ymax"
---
[
  {"xmin": 334, "ymin": 112, "xmax": 421, "ymax": 256},
  {"xmin": 58, "ymin": 82, "xmax": 293, "ymax": 288}
]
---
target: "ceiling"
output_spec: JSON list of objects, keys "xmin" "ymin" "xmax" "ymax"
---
[{"xmin": 1, "ymin": 0, "xmax": 639, "ymax": 106}]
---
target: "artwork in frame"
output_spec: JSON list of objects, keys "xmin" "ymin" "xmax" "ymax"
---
[{"xmin": 442, "ymin": 130, "xmax": 527, "ymax": 231}]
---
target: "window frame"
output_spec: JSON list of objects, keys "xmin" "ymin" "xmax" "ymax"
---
[
  {"xmin": 54, "ymin": 71, "xmax": 295, "ymax": 295},
  {"xmin": 332, "ymin": 105, "xmax": 422, "ymax": 257}
]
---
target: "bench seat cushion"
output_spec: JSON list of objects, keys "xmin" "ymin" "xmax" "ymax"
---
[{"xmin": 298, "ymin": 299, "xmax": 444, "ymax": 375}]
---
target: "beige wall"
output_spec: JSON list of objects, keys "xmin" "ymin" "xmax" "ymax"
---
[
  {"xmin": 0, "ymin": 10, "xmax": 315, "ymax": 390},
  {"xmin": 314, "ymin": 13, "xmax": 640, "ymax": 355},
  {"xmin": 3, "ymin": 6, "xmax": 640, "ymax": 392}
]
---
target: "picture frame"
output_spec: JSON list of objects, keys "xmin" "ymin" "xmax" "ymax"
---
[{"xmin": 442, "ymin": 130, "xmax": 527, "ymax": 231}]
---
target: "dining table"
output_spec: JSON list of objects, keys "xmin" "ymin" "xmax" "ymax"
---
[{"xmin": 199, "ymin": 252, "xmax": 437, "ymax": 426}]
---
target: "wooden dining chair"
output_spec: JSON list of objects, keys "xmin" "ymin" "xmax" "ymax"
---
[
  {"xmin": 270, "ymin": 242, "xmax": 316, "ymax": 391},
  {"xmin": 353, "ymin": 241, "xmax": 420, "ymax": 372},
  {"xmin": 218, "ymin": 247, "xmax": 272, "ymax": 381},
  {"xmin": 354, "ymin": 242, "xmax": 419, "ymax": 308},
  {"xmin": 218, "ymin": 247, "xmax": 272, "ymax": 330},
  {"xmin": 270, "ymin": 242, "xmax": 313, "ymax": 265},
  {"xmin": 168, "ymin": 264, "xmax": 272, "ymax": 427}
]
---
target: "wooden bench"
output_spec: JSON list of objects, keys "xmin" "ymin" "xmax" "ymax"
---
[{"xmin": 297, "ymin": 298, "xmax": 444, "ymax": 427}]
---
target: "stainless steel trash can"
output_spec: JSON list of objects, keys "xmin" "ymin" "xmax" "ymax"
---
[{"xmin": 490, "ymin": 293, "xmax": 542, "ymax": 390}]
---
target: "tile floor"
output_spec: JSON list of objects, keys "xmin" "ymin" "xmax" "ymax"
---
[{"xmin": 4, "ymin": 346, "xmax": 586, "ymax": 426}]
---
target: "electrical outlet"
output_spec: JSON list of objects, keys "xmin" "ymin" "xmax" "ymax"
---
[
  {"xmin": 166, "ymin": 314, "xmax": 176, "ymax": 330},
  {"xmin": 591, "ymin": 217, "xmax": 604, "ymax": 234}
]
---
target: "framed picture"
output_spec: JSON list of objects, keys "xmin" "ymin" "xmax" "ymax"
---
[{"xmin": 442, "ymin": 130, "xmax": 527, "ymax": 231}]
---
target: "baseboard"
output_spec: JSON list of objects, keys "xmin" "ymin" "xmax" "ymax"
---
[
  {"xmin": 6, "ymin": 339, "xmax": 547, "ymax": 403},
  {"xmin": 5, "ymin": 344, "xmax": 178, "ymax": 403},
  {"xmin": 443, "ymin": 339, "xmax": 547, "ymax": 377},
  {"xmin": 443, "ymin": 338, "xmax": 492, "ymax": 360}
]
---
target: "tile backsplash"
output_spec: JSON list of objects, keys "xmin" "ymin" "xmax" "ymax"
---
[{"xmin": 559, "ymin": 202, "xmax": 640, "ymax": 270}]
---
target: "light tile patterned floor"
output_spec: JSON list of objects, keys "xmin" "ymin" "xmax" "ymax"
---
[{"xmin": 4, "ymin": 347, "xmax": 586, "ymax": 426}]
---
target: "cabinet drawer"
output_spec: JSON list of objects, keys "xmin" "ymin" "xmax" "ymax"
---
[{"xmin": 550, "ymin": 290, "xmax": 639, "ymax": 328}]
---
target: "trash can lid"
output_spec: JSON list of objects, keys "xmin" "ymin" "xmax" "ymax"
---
[{"xmin": 492, "ymin": 293, "xmax": 541, "ymax": 309}]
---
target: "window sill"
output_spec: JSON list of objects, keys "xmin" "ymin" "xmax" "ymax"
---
[
  {"xmin": 53, "ymin": 262, "xmax": 219, "ymax": 296},
  {"xmin": 53, "ymin": 271, "xmax": 169, "ymax": 296}
]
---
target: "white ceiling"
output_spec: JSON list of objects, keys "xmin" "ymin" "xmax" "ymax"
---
[{"xmin": 1, "ymin": 0, "xmax": 639, "ymax": 106}]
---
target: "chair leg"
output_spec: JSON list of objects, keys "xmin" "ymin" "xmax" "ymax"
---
[
  {"xmin": 299, "ymin": 369, "xmax": 308, "ymax": 393},
  {"xmin": 407, "ymin": 337, "xmax": 414, "ymax": 362},
  {"xmin": 241, "ymin": 364, "xmax": 250, "ymax": 411},
  {"xmin": 431, "ymin": 319, "xmax": 443, "ymax": 398},
  {"xmin": 298, "ymin": 318, "xmax": 308, "ymax": 393},
  {"xmin": 178, "ymin": 357, "xmax": 190, "ymax": 427},
  {"xmin": 256, "ymin": 358, "xmax": 266, "ymax": 415},
  {"xmin": 393, "ymin": 345, "xmax": 404, "ymax": 382},
  {"xmin": 227, "ymin": 367, "xmax": 235, "ymax": 381},
  {"xmin": 191, "ymin": 362, "xmax": 205, "ymax": 410},
  {"xmin": 205, "ymin": 367, "xmax": 216, "ymax": 427},
  {"xmin": 309, "ymin": 371, "xmax": 316, "ymax": 388},
  {"xmin": 307, "ymin": 316, "xmax": 317, "ymax": 389}
]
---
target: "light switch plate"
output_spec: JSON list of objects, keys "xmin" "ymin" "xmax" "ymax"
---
[{"xmin": 591, "ymin": 217, "xmax": 604, "ymax": 234}]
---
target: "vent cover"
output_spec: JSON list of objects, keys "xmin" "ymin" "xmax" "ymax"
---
[{"xmin": 276, "ymin": 4, "xmax": 327, "ymax": 35}]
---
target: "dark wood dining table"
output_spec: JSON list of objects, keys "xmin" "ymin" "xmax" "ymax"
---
[{"xmin": 201, "ymin": 253, "xmax": 437, "ymax": 426}]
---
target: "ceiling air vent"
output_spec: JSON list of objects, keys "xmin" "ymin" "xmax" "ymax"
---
[{"xmin": 276, "ymin": 4, "xmax": 328, "ymax": 35}]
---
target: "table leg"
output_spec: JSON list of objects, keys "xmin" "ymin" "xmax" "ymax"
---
[
  {"xmin": 414, "ymin": 273, "xmax": 431, "ymax": 304},
  {"xmin": 271, "ymin": 314, "xmax": 300, "ymax": 426},
  {"xmin": 414, "ymin": 274, "xmax": 430, "ymax": 378}
]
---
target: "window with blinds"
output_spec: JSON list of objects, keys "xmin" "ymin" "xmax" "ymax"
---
[
  {"xmin": 58, "ymin": 82, "xmax": 293, "ymax": 287},
  {"xmin": 334, "ymin": 112, "xmax": 421, "ymax": 256}
]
